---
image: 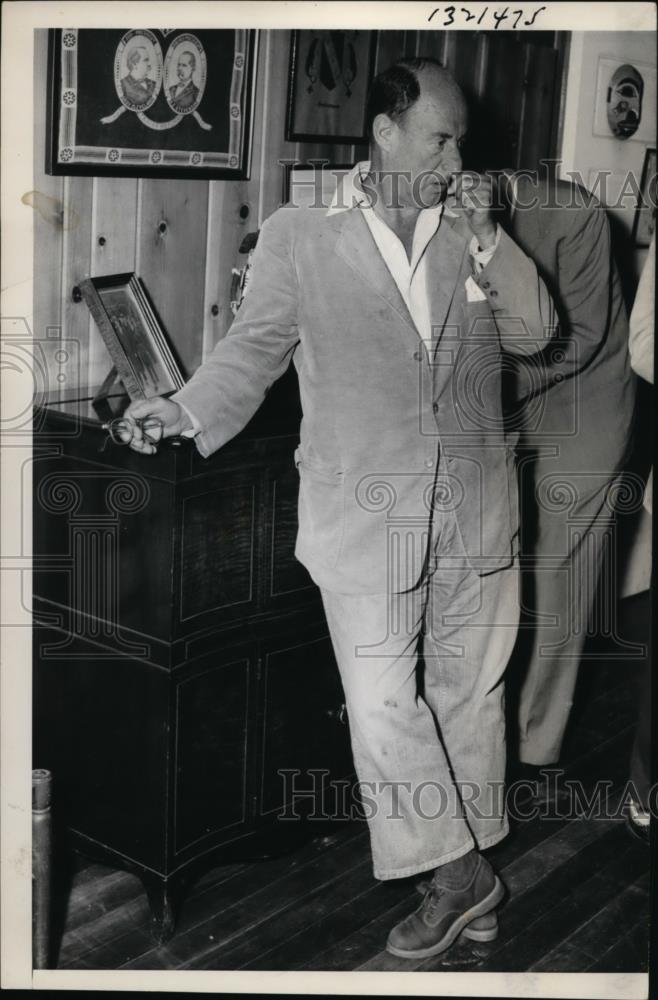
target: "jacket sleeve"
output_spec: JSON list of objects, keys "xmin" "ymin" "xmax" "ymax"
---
[
  {"xmin": 509, "ymin": 204, "xmax": 623, "ymax": 401},
  {"xmin": 171, "ymin": 209, "xmax": 300, "ymax": 458},
  {"xmin": 472, "ymin": 226, "xmax": 558, "ymax": 357}
]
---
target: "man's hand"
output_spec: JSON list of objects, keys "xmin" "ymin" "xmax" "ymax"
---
[
  {"xmin": 121, "ymin": 396, "xmax": 192, "ymax": 454},
  {"xmin": 447, "ymin": 172, "xmax": 497, "ymax": 249}
]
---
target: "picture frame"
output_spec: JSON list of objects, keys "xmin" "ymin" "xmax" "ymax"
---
[
  {"xmin": 46, "ymin": 28, "xmax": 258, "ymax": 179},
  {"xmin": 283, "ymin": 161, "xmax": 354, "ymax": 208},
  {"xmin": 79, "ymin": 273, "xmax": 186, "ymax": 400},
  {"xmin": 632, "ymin": 146, "xmax": 657, "ymax": 247},
  {"xmin": 285, "ymin": 30, "xmax": 376, "ymax": 143}
]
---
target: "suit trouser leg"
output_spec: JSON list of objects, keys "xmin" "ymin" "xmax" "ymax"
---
[
  {"xmin": 517, "ymin": 467, "xmax": 622, "ymax": 766},
  {"xmin": 422, "ymin": 508, "xmax": 519, "ymax": 847},
  {"xmin": 320, "ymin": 508, "xmax": 517, "ymax": 881}
]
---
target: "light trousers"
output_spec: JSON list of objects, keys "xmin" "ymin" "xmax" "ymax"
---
[
  {"xmin": 321, "ymin": 505, "xmax": 519, "ymax": 880},
  {"xmin": 517, "ymin": 455, "xmax": 627, "ymax": 765}
]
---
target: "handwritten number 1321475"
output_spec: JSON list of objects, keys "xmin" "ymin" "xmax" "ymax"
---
[{"xmin": 428, "ymin": 6, "xmax": 547, "ymax": 28}]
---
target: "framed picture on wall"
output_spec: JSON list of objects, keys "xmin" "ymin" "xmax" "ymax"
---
[
  {"xmin": 46, "ymin": 28, "xmax": 258, "ymax": 179},
  {"xmin": 286, "ymin": 30, "xmax": 376, "ymax": 143},
  {"xmin": 79, "ymin": 273, "xmax": 185, "ymax": 400},
  {"xmin": 633, "ymin": 147, "xmax": 657, "ymax": 247}
]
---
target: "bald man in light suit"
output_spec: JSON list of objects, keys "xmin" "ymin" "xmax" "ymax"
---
[{"xmin": 121, "ymin": 59, "xmax": 555, "ymax": 959}]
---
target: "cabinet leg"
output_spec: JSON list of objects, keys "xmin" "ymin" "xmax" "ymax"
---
[{"xmin": 142, "ymin": 875, "xmax": 179, "ymax": 945}]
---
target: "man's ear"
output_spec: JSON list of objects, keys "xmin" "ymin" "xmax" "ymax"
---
[{"xmin": 371, "ymin": 112, "xmax": 398, "ymax": 153}]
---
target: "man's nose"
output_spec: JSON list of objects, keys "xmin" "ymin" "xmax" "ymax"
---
[{"xmin": 443, "ymin": 144, "xmax": 462, "ymax": 176}]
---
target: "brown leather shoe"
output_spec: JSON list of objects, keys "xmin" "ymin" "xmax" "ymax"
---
[
  {"xmin": 386, "ymin": 855, "xmax": 504, "ymax": 959},
  {"xmin": 415, "ymin": 877, "xmax": 498, "ymax": 941}
]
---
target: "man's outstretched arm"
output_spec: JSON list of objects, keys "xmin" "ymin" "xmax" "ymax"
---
[{"xmin": 124, "ymin": 209, "xmax": 300, "ymax": 455}]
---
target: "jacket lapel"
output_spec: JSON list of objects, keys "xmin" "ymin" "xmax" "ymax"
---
[
  {"xmin": 424, "ymin": 212, "xmax": 470, "ymax": 336},
  {"xmin": 332, "ymin": 210, "xmax": 418, "ymax": 336},
  {"xmin": 331, "ymin": 206, "xmax": 472, "ymax": 344}
]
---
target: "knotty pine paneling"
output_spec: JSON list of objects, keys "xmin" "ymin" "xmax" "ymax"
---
[
  {"xmin": 137, "ymin": 179, "xmax": 210, "ymax": 377},
  {"xmin": 88, "ymin": 178, "xmax": 139, "ymax": 385},
  {"xmin": 59, "ymin": 176, "xmax": 94, "ymax": 386},
  {"xmin": 61, "ymin": 177, "xmax": 96, "ymax": 381}
]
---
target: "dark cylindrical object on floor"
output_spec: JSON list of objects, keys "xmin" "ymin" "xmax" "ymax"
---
[{"xmin": 32, "ymin": 769, "xmax": 52, "ymax": 969}]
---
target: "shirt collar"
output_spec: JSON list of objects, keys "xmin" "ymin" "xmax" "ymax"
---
[{"xmin": 327, "ymin": 160, "xmax": 458, "ymax": 219}]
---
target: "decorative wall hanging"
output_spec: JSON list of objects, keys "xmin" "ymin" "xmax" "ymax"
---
[
  {"xmin": 607, "ymin": 63, "xmax": 643, "ymax": 139},
  {"xmin": 593, "ymin": 56, "xmax": 656, "ymax": 143},
  {"xmin": 286, "ymin": 30, "xmax": 376, "ymax": 143},
  {"xmin": 46, "ymin": 28, "xmax": 257, "ymax": 178}
]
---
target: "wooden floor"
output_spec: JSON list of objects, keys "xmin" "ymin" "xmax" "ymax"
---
[{"xmin": 51, "ymin": 595, "xmax": 651, "ymax": 973}]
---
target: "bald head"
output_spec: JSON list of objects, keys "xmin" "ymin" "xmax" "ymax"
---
[{"xmin": 365, "ymin": 57, "xmax": 466, "ymax": 139}]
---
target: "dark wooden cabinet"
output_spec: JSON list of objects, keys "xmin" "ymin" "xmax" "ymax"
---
[{"xmin": 32, "ymin": 377, "xmax": 353, "ymax": 942}]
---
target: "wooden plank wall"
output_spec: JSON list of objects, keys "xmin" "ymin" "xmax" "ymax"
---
[{"xmin": 33, "ymin": 29, "xmax": 561, "ymax": 394}]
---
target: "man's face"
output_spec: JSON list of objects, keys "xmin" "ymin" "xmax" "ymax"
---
[
  {"xmin": 131, "ymin": 49, "xmax": 151, "ymax": 81},
  {"xmin": 177, "ymin": 54, "xmax": 194, "ymax": 83},
  {"xmin": 386, "ymin": 72, "xmax": 467, "ymax": 208}
]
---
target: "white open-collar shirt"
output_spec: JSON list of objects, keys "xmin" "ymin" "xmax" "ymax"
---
[{"xmin": 327, "ymin": 161, "xmax": 498, "ymax": 345}]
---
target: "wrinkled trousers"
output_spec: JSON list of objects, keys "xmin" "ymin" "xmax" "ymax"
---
[{"xmin": 321, "ymin": 504, "xmax": 519, "ymax": 880}]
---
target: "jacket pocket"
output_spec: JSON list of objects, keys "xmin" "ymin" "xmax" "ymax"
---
[{"xmin": 294, "ymin": 447, "xmax": 346, "ymax": 569}]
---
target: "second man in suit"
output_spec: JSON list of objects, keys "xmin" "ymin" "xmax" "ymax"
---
[{"xmin": 502, "ymin": 172, "xmax": 637, "ymax": 784}]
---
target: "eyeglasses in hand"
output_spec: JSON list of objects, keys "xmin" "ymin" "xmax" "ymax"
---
[{"xmin": 99, "ymin": 416, "xmax": 182, "ymax": 452}]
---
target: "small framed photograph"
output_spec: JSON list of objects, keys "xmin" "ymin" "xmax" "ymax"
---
[
  {"xmin": 283, "ymin": 161, "xmax": 354, "ymax": 208},
  {"xmin": 46, "ymin": 28, "xmax": 257, "ymax": 179},
  {"xmin": 633, "ymin": 147, "xmax": 657, "ymax": 247},
  {"xmin": 79, "ymin": 273, "xmax": 185, "ymax": 400},
  {"xmin": 285, "ymin": 30, "xmax": 376, "ymax": 143}
]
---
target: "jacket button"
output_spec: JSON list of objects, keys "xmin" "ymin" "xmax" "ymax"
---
[
  {"xmin": 490, "ymin": 289, "xmax": 498, "ymax": 298},
  {"xmin": 425, "ymin": 458, "xmax": 434, "ymax": 468},
  {"xmin": 413, "ymin": 350, "xmax": 422, "ymax": 361},
  {"xmin": 432, "ymin": 402, "xmax": 439, "ymax": 414},
  {"xmin": 482, "ymin": 281, "xmax": 490, "ymax": 289}
]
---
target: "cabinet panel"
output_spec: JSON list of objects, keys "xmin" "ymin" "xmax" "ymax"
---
[
  {"xmin": 174, "ymin": 654, "xmax": 252, "ymax": 853},
  {"xmin": 267, "ymin": 464, "xmax": 314, "ymax": 605},
  {"xmin": 179, "ymin": 481, "xmax": 257, "ymax": 622},
  {"xmin": 33, "ymin": 449, "xmax": 176, "ymax": 647},
  {"xmin": 259, "ymin": 631, "xmax": 353, "ymax": 817}
]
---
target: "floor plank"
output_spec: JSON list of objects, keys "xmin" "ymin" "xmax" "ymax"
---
[
  {"xmin": 530, "ymin": 876, "xmax": 650, "ymax": 969},
  {"xmin": 121, "ymin": 824, "xmax": 368, "ymax": 970}
]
